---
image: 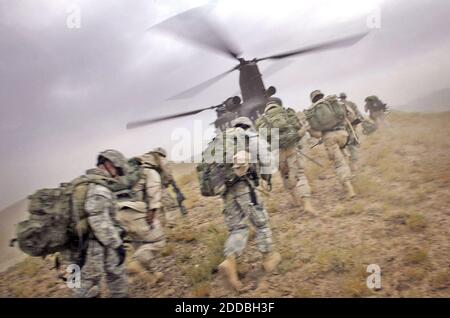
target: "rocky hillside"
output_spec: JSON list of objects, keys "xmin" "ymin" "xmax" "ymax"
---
[
  {"xmin": 1, "ymin": 111, "xmax": 449, "ymax": 298},
  {"xmin": 0, "ymin": 199, "xmax": 27, "ymax": 272}
]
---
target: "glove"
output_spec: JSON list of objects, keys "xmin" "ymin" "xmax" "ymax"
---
[{"xmin": 115, "ymin": 245, "xmax": 126, "ymax": 266}]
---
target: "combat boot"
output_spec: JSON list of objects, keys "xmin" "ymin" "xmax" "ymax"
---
[
  {"xmin": 218, "ymin": 255, "xmax": 243, "ymax": 291},
  {"xmin": 303, "ymin": 198, "xmax": 317, "ymax": 215},
  {"xmin": 344, "ymin": 181, "xmax": 356, "ymax": 199},
  {"xmin": 127, "ymin": 260, "xmax": 163, "ymax": 286},
  {"xmin": 263, "ymin": 251, "xmax": 282, "ymax": 273}
]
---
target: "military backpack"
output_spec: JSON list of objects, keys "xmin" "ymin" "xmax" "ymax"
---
[
  {"xmin": 15, "ymin": 174, "xmax": 119, "ymax": 257},
  {"xmin": 255, "ymin": 106, "xmax": 302, "ymax": 148},
  {"xmin": 365, "ymin": 96, "xmax": 386, "ymax": 112},
  {"xmin": 304, "ymin": 95, "xmax": 347, "ymax": 132},
  {"xmin": 197, "ymin": 128, "xmax": 247, "ymax": 197}
]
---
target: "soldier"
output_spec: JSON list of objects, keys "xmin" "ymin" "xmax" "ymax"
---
[
  {"xmin": 75, "ymin": 149, "xmax": 128, "ymax": 298},
  {"xmin": 308, "ymin": 90, "xmax": 356, "ymax": 198},
  {"xmin": 339, "ymin": 92, "xmax": 363, "ymax": 172},
  {"xmin": 217, "ymin": 117, "xmax": 281, "ymax": 292},
  {"xmin": 339, "ymin": 93, "xmax": 364, "ymax": 120},
  {"xmin": 151, "ymin": 147, "xmax": 187, "ymax": 228},
  {"xmin": 256, "ymin": 99, "xmax": 316, "ymax": 214},
  {"xmin": 365, "ymin": 95, "xmax": 387, "ymax": 127},
  {"xmin": 115, "ymin": 151, "xmax": 167, "ymax": 286}
]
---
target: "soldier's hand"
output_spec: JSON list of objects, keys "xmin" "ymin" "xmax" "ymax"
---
[{"xmin": 115, "ymin": 245, "xmax": 126, "ymax": 266}]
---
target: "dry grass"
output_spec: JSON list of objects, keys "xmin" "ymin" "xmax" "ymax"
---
[
  {"xmin": 339, "ymin": 275, "xmax": 373, "ymax": 298},
  {"xmin": 161, "ymin": 242, "xmax": 175, "ymax": 257},
  {"xmin": 180, "ymin": 224, "xmax": 227, "ymax": 294},
  {"xmin": 176, "ymin": 172, "xmax": 197, "ymax": 187},
  {"xmin": 353, "ymin": 174, "xmax": 381, "ymax": 198},
  {"xmin": 403, "ymin": 247, "xmax": 428, "ymax": 265},
  {"xmin": 169, "ymin": 224, "xmax": 198, "ymax": 243},
  {"xmin": 294, "ymin": 287, "xmax": 313, "ymax": 298},
  {"xmin": 315, "ymin": 248, "xmax": 360, "ymax": 274},
  {"xmin": 385, "ymin": 211, "xmax": 428, "ymax": 233},
  {"xmin": 278, "ymin": 248, "xmax": 298, "ymax": 274},
  {"xmin": 331, "ymin": 202, "xmax": 365, "ymax": 217},
  {"xmin": 406, "ymin": 213, "xmax": 427, "ymax": 232},
  {"xmin": 190, "ymin": 281, "xmax": 211, "ymax": 298},
  {"xmin": 404, "ymin": 267, "xmax": 427, "ymax": 282},
  {"xmin": 430, "ymin": 270, "xmax": 450, "ymax": 290}
]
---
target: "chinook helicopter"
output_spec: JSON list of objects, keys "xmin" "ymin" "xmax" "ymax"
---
[{"xmin": 126, "ymin": 6, "xmax": 369, "ymax": 131}]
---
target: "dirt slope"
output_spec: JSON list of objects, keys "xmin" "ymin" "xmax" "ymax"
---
[{"xmin": 1, "ymin": 111, "xmax": 449, "ymax": 298}]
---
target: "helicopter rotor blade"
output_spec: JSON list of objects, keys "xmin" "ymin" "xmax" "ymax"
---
[
  {"xmin": 126, "ymin": 105, "xmax": 217, "ymax": 129},
  {"xmin": 262, "ymin": 59, "xmax": 297, "ymax": 78},
  {"xmin": 167, "ymin": 65, "xmax": 238, "ymax": 100},
  {"xmin": 256, "ymin": 32, "xmax": 369, "ymax": 62},
  {"xmin": 149, "ymin": 5, "xmax": 241, "ymax": 60}
]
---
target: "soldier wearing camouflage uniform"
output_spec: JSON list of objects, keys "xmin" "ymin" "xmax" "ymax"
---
[
  {"xmin": 339, "ymin": 92, "xmax": 363, "ymax": 172},
  {"xmin": 75, "ymin": 150, "xmax": 128, "ymax": 298},
  {"xmin": 365, "ymin": 95, "xmax": 387, "ymax": 127},
  {"xmin": 218, "ymin": 117, "xmax": 281, "ymax": 292},
  {"xmin": 259, "ymin": 99, "xmax": 316, "ymax": 214},
  {"xmin": 309, "ymin": 90, "xmax": 356, "ymax": 198},
  {"xmin": 115, "ymin": 150, "xmax": 167, "ymax": 286},
  {"xmin": 151, "ymin": 147, "xmax": 187, "ymax": 228}
]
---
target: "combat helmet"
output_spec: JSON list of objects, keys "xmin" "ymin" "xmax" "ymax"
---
[
  {"xmin": 339, "ymin": 92, "xmax": 347, "ymax": 100},
  {"xmin": 149, "ymin": 147, "xmax": 167, "ymax": 158},
  {"xmin": 264, "ymin": 97, "xmax": 283, "ymax": 113},
  {"xmin": 365, "ymin": 95, "xmax": 379, "ymax": 102},
  {"xmin": 97, "ymin": 149, "xmax": 128, "ymax": 175},
  {"xmin": 231, "ymin": 116, "xmax": 254, "ymax": 129},
  {"xmin": 310, "ymin": 90, "xmax": 324, "ymax": 103}
]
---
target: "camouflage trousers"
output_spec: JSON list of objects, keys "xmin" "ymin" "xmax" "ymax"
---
[
  {"xmin": 116, "ymin": 208, "xmax": 166, "ymax": 271},
  {"xmin": 161, "ymin": 187, "xmax": 179, "ymax": 227},
  {"xmin": 277, "ymin": 144, "xmax": 312, "ymax": 201},
  {"xmin": 345, "ymin": 143, "xmax": 359, "ymax": 163},
  {"xmin": 323, "ymin": 129, "xmax": 352, "ymax": 184},
  {"xmin": 74, "ymin": 239, "xmax": 128, "ymax": 298},
  {"xmin": 222, "ymin": 181, "xmax": 273, "ymax": 257}
]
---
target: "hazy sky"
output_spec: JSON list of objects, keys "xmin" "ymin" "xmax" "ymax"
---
[{"xmin": 1, "ymin": 0, "xmax": 450, "ymax": 209}]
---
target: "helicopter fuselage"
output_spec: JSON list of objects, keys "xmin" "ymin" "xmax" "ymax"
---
[{"xmin": 213, "ymin": 59, "xmax": 276, "ymax": 131}]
